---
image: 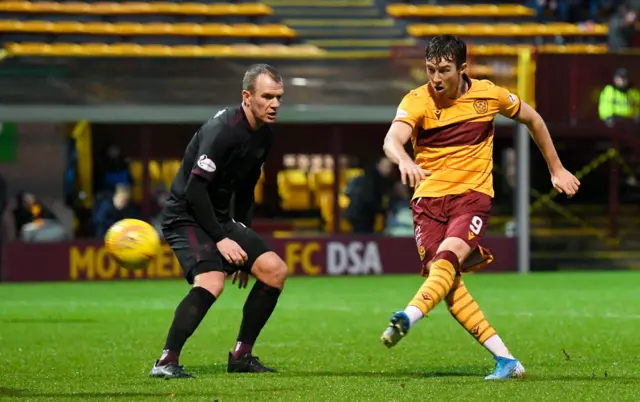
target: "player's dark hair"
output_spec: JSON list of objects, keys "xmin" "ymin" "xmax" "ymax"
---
[
  {"xmin": 424, "ymin": 35, "xmax": 467, "ymax": 69},
  {"xmin": 242, "ymin": 64, "xmax": 282, "ymax": 93}
]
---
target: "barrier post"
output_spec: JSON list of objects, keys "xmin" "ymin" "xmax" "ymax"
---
[{"xmin": 516, "ymin": 47, "xmax": 532, "ymax": 274}]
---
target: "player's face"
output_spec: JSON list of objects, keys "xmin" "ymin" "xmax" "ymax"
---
[
  {"xmin": 243, "ymin": 74, "xmax": 284, "ymax": 125},
  {"xmin": 426, "ymin": 58, "xmax": 466, "ymax": 99}
]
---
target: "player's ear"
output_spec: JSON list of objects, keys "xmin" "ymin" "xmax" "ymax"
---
[
  {"xmin": 459, "ymin": 63, "xmax": 467, "ymax": 75},
  {"xmin": 241, "ymin": 89, "xmax": 251, "ymax": 107}
]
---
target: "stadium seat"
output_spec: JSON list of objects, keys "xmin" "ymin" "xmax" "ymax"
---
[
  {"xmin": 308, "ymin": 169, "xmax": 336, "ymax": 207},
  {"xmin": 407, "ymin": 23, "xmax": 608, "ymax": 37},
  {"xmin": 317, "ymin": 191, "xmax": 351, "ymax": 233},
  {"xmin": 536, "ymin": 43, "xmax": 608, "ymax": 54},
  {"xmin": 160, "ymin": 160, "xmax": 180, "ymax": 190},
  {"xmin": 3, "ymin": 42, "xmax": 325, "ymax": 57},
  {"xmin": 0, "ymin": 20, "xmax": 296, "ymax": 37},
  {"xmin": 130, "ymin": 160, "xmax": 160, "ymax": 203},
  {"xmin": 277, "ymin": 169, "xmax": 311, "ymax": 211},
  {"xmin": 255, "ymin": 170, "xmax": 265, "ymax": 205},
  {"xmin": 318, "ymin": 190, "xmax": 385, "ymax": 233},
  {"xmin": 0, "ymin": 1, "xmax": 273, "ymax": 16},
  {"xmin": 466, "ymin": 43, "xmax": 608, "ymax": 56},
  {"xmin": 344, "ymin": 168, "xmax": 364, "ymax": 183},
  {"xmin": 387, "ymin": 4, "xmax": 535, "ymax": 18}
]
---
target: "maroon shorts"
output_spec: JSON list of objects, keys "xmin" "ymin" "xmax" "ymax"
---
[{"xmin": 412, "ymin": 190, "xmax": 492, "ymax": 273}]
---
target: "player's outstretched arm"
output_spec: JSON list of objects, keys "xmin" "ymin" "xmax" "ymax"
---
[
  {"xmin": 515, "ymin": 101, "xmax": 581, "ymax": 198},
  {"xmin": 383, "ymin": 122, "xmax": 430, "ymax": 188}
]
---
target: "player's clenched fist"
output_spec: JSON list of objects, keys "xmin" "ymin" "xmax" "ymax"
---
[
  {"xmin": 398, "ymin": 158, "xmax": 431, "ymax": 188},
  {"xmin": 551, "ymin": 167, "xmax": 581, "ymax": 198},
  {"xmin": 217, "ymin": 238, "xmax": 248, "ymax": 265}
]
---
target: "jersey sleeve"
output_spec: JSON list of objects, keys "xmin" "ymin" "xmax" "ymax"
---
[
  {"xmin": 393, "ymin": 90, "xmax": 425, "ymax": 129},
  {"xmin": 190, "ymin": 120, "xmax": 234, "ymax": 182},
  {"xmin": 495, "ymin": 85, "xmax": 521, "ymax": 119}
]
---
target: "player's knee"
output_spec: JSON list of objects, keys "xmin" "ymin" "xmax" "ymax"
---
[
  {"xmin": 193, "ymin": 270, "xmax": 225, "ymax": 298},
  {"xmin": 436, "ymin": 237, "xmax": 471, "ymax": 265},
  {"xmin": 251, "ymin": 251, "xmax": 288, "ymax": 290}
]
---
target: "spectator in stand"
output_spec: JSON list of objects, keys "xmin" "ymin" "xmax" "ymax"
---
[
  {"xmin": 12, "ymin": 191, "xmax": 69, "ymax": 242},
  {"xmin": 94, "ymin": 144, "xmax": 133, "ymax": 198},
  {"xmin": 12, "ymin": 191, "xmax": 58, "ymax": 237},
  {"xmin": 345, "ymin": 156, "xmax": 394, "ymax": 233},
  {"xmin": 93, "ymin": 184, "xmax": 140, "ymax": 237},
  {"xmin": 598, "ymin": 68, "xmax": 640, "ymax": 126},
  {"xmin": 384, "ymin": 181, "xmax": 413, "ymax": 236},
  {"xmin": 607, "ymin": 3, "xmax": 638, "ymax": 51},
  {"xmin": 530, "ymin": 0, "xmax": 614, "ymax": 23}
]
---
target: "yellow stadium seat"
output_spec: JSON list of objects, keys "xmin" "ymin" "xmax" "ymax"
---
[
  {"xmin": 536, "ymin": 43, "xmax": 608, "ymax": 54},
  {"xmin": 81, "ymin": 22, "xmax": 114, "ymax": 34},
  {"xmin": 318, "ymin": 191, "xmax": 351, "ymax": 233},
  {"xmin": 344, "ymin": 168, "xmax": 364, "ymax": 183},
  {"xmin": 0, "ymin": 20, "xmax": 20, "ymax": 31},
  {"xmin": 160, "ymin": 160, "xmax": 181, "ymax": 190},
  {"xmin": 308, "ymin": 169, "xmax": 336, "ymax": 207},
  {"xmin": 5, "ymin": 42, "xmax": 45, "ymax": 56},
  {"xmin": 0, "ymin": 20, "xmax": 296, "ymax": 37},
  {"xmin": 469, "ymin": 44, "xmax": 524, "ymax": 56},
  {"xmin": 90, "ymin": 2, "xmax": 125, "ymax": 14},
  {"xmin": 386, "ymin": 3, "xmax": 535, "ymax": 18},
  {"xmin": 277, "ymin": 169, "xmax": 311, "ymax": 211},
  {"xmin": 3, "ymin": 42, "xmax": 325, "ymax": 58},
  {"xmin": 0, "ymin": 1, "xmax": 273, "ymax": 15},
  {"xmin": 111, "ymin": 22, "xmax": 145, "ymax": 34},
  {"xmin": 129, "ymin": 160, "xmax": 144, "ymax": 203},
  {"xmin": 407, "ymin": 23, "xmax": 607, "ymax": 37},
  {"xmin": 255, "ymin": 170, "xmax": 265, "ymax": 205},
  {"xmin": 129, "ymin": 160, "xmax": 160, "ymax": 203},
  {"xmin": 66, "ymin": 2, "xmax": 97, "ymax": 13},
  {"xmin": 81, "ymin": 42, "xmax": 109, "ymax": 54}
]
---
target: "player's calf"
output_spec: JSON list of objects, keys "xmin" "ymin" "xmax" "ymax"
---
[
  {"xmin": 380, "ymin": 250, "xmax": 458, "ymax": 348},
  {"xmin": 228, "ymin": 252, "xmax": 287, "ymax": 373},
  {"xmin": 151, "ymin": 270, "xmax": 225, "ymax": 378}
]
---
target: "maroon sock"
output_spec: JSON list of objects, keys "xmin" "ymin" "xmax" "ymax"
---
[
  {"xmin": 233, "ymin": 281, "xmax": 281, "ymax": 360},
  {"xmin": 157, "ymin": 349, "xmax": 179, "ymax": 366},
  {"xmin": 232, "ymin": 341, "xmax": 253, "ymax": 359}
]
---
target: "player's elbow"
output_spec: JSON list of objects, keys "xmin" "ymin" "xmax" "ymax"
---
[
  {"xmin": 382, "ymin": 136, "xmax": 393, "ymax": 156},
  {"xmin": 382, "ymin": 133, "xmax": 400, "ymax": 157}
]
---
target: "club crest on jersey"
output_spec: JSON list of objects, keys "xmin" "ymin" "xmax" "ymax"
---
[
  {"xmin": 418, "ymin": 245, "xmax": 426, "ymax": 261},
  {"xmin": 197, "ymin": 155, "xmax": 216, "ymax": 172},
  {"xmin": 473, "ymin": 99, "xmax": 488, "ymax": 114}
]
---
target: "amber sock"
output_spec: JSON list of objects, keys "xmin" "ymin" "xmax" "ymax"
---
[
  {"xmin": 445, "ymin": 277, "xmax": 513, "ymax": 358},
  {"xmin": 407, "ymin": 250, "xmax": 458, "ymax": 316}
]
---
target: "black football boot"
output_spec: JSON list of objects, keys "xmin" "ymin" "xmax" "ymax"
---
[{"xmin": 227, "ymin": 352, "xmax": 277, "ymax": 373}]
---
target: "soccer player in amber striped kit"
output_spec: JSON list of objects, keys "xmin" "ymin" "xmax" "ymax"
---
[{"xmin": 380, "ymin": 35, "xmax": 580, "ymax": 380}]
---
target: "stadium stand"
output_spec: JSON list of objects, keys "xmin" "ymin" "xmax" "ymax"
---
[
  {"xmin": 0, "ymin": 1, "xmax": 625, "ymax": 56},
  {"xmin": 0, "ymin": 0, "xmax": 326, "ymax": 56}
]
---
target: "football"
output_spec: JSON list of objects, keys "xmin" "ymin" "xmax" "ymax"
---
[{"xmin": 104, "ymin": 219, "xmax": 161, "ymax": 270}]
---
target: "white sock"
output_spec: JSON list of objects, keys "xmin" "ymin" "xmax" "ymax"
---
[
  {"xmin": 483, "ymin": 334, "xmax": 515, "ymax": 359},
  {"xmin": 403, "ymin": 305, "xmax": 424, "ymax": 327}
]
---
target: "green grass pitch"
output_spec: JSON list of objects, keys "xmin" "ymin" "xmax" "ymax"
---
[{"xmin": 1, "ymin": 271, "xmax": 639, "ymax": 401}]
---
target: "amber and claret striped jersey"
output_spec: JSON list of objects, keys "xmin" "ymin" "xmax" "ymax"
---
[{"xmin": 393, "ymin": 75, "xmax": 521, "ymax": 199}]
